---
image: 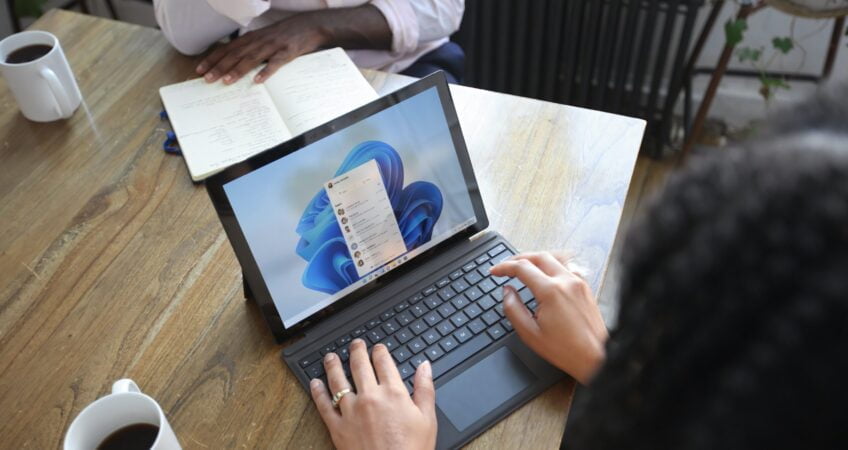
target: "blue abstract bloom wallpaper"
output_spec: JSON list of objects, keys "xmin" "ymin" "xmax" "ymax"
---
[
  {"xmin": 295, "ymin": 141, "xmax": 443, "ymax": 295},
  {"xmin": 224, "ymin": 88, "xmax": 476, "ymax": 327}
]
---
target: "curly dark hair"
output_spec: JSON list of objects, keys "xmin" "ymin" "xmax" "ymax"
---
[{"xmin": 565, "ymin": 83, "xmax": 848, "ymax": 450}]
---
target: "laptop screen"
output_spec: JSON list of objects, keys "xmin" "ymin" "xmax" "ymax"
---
[{"xmin": 221, "ymin": 86, "xmax": 477, "ymax": 327}]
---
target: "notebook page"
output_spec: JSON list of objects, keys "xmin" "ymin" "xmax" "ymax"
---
[
  {"xmin": 159, "ymin": 72, "xmax": 292, "ymax": 181},
  {"xmin": 264, "ymin": 48, "xmax": 378, "ymax": 136}
]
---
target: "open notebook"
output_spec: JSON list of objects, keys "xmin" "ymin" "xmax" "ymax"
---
[{"xmin": 159, "ymin": 48, "xmax": 378, "ymax": 181}]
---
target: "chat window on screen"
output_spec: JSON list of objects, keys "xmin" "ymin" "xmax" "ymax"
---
[{"xmin": 325, "ymin": 159, "xmax": 407, "ymax": 278}]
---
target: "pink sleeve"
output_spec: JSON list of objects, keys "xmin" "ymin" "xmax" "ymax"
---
[{"xmin": 369, "ymin": 0, "xmax": 420, "ymax": 55}]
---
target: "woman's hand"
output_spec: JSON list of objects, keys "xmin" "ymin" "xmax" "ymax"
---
[
  {"xmin": 490, "ymin": 252, "xmax": 608, "ymax": 384},
  {"xmin": 310, "ymin": 339, "xmax": 437, "ymax": 450}
]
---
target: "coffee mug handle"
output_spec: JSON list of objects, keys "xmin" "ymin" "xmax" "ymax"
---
[
  {"xmin": 40, "ymin": 67, "xmax": 74, "ymax": 118},
  {"xmin": 112, "ymin": 379, "xmax": 141, "ymax": 395}
]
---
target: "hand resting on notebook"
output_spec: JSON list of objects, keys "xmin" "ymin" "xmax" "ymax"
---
[
  {"xmin": 490, "ymin": 252, "xmax": 608, "ymax": 385},
  {"xmin": 311, "ymin": 339, "xmax": 437, "ymax": 450}
]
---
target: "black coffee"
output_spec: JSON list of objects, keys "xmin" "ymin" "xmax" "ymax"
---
[
  {"xmin": 97, "ymin": 423, "xmax": 159, "ymax": 450},
  {"xmin": 5, "ymin": 44, "xmax": 52, "ymax": 64}
]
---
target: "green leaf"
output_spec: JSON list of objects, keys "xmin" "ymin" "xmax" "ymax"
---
[
  {"xmin": 724, "ymin": 18, "xmax": 748, "ymax": 47},
  {"xmin": 14, "ymin": 0, "xmax": 47, "ymax": 18},
  {"xmin": 737, "ymin": 46, "xmax": 762, "ymax": 63},
  {"xmin": 758, "ymin": 75, "xmax": 791, "ymax": 101},
  {"xmin": 772, "ymin": 37, "xmax": 794, "ymax": 54}
]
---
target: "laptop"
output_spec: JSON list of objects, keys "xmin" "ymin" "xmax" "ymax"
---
[{"xmin": 205, "ymin": 72, "xmax": 564, "ymax": 449}]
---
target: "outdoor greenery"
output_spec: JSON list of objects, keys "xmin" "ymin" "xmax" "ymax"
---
[{"xmin": 14, "ymin": 0, "xmax": 48, "ymax": 18}]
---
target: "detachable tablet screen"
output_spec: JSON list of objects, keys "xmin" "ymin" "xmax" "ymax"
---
[{"xmin": 220, "ymin": 84, "xmax": 478, "ymax": 328}]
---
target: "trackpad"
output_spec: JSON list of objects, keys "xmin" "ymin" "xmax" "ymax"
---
[{"xmin": 436, "ymin": 347, "xmax": 537, "ymax": 431}]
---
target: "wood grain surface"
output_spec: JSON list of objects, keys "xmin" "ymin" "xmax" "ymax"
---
[{"xmin": 0, "ymin": 10, "xmax": 644, "ymax": 449}]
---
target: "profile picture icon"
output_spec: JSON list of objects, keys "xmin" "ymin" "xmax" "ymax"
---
[
  {"xmin": 354, "ymin": 251, "xmax": 361, "ymax": 258},
  {"xmin": 351, "ymin": 243, "xmax": 358, "ymax": 250},
  {"xmin": 341, "ymin": 217, "xmax": 348, "ymax": 225},
  {"xmin": 345, "ymin": 226, "xmax": 351, "ymax": 233},
  {"xmin": 337, "ymin": 208, "xmax": 345, "ymax": 216},
  {"xmin": 357, "ymin": 260, "xmax": 364, "ymax": 267},
  {"xmin": 327, "ymin": 182, "xmax": 333, "ymax": 189}
]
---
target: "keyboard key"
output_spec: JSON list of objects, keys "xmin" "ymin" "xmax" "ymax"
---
[
  {"xmin": 478, "ymin": 278, "xmax": 497, "ymax": 293},
  {"xmin": 451, "ymin": 295, "xmax": 470, "ymax": 310},
  {"xmin": 437, "ymin": 303, "xmax": 457, "ymax": 319},
  {"xmin": 424, "ymin": 311, "xmax": 441, "ymax": 327},
  {"xmin": 464, "ymin": 303, "xmax": 483, "ymax": 319},
  {"xmin": 506, "ymin": 278, "xmax": 525, "ymax": 291},
  {"xmin": 398, "ymin": 362, "xmax": 415, "ymax": 379},
  {"xmin": 491, "ymin": 288, "xmax": 504, "ymax": 302},
  {"xmin": 410, "ymin": 303, "xmax": 428, "ymax": 318},
  {"xmin": 366, "ymin": 318, "xmax": 382, "ymax": 329},
  {"xmin": 491, "ymin": 250, "xmax": 511, "ymax": 264},
  {"xmin": 492, "ymin": 274, "xmax": 509, "ymax": 285},
  {"xmin": 439, "ymin": 336, "xmax": 459, "ymax": 353},
  {"xmin": 410, "ymin": 354, "xmax": 429, "ymax": 368},
  {"xmin": 487, "ymin": 324, "xmax": 507, "ymax": 340},
  {"xmin": 488, "ymin": 243, "xmax": 507, "ymax": 257},
  {"xmin": 462, "ymin": 261, "xmax": 477, "ymax": 272},
  {"xmin": 519, "ymin": 287, "xmax": 534, "ymax": 303},
  {"xmin": 408, "ymin": 337, "xmax": 426, "ymax": 353},
  {"xmin": 410, "ymin": 319, "xmax": 427, "ymax": 335},
  {"xmin": 477, "ymin": 264, "xmax": 493, "ymax": 279},
  {"xmin": 431, "ymin": 333, "xmax": 494, "ymax": 380},
  {"xmin": 500, "ymin": 318, "xmax": 513, "ymax": 331},
  {"xmin": 396, "ymin": 311, "xmax": 414, "ymax": 325},
  {"xmin": 464, "ymin": 271, "xmax": 483, "ymax": 286},
  {"xmin": 305, "ymin": 362, "xmax": 324, "ymax": 379},
  {"xmin": 422, "ymin": 286, "xmax": 438, "ymax": 297},
  {"xmin": 380, "ymin": 320, "xmax": 400, "ymax": 335},
  {"xmin": 380, "ymin": 310, "xmax": 396, "ymax": 321},
  {"xmin": 352, "ymin": 326, "xmax": 368, "ymax": 337},
  {"xmin": 367, "ymin": 329, "xmax": 385, "ymax": 344},
  {"xmin": 424, "ymin": 295, "xmax": 441, "ymax": 309},
  {"xmin": 450, "ymin": 279, "xmax": 470, "ymax": 293},
  {"xmin": 467, "ymin": 318, "xmax": 487, "ymax": 335},
  {"xmin": 381, "ymin": 319, "xmax": 398, "ymax": 334},
  {"xmin": 392, "ymin": 345, "xmax": 412, "ymax": 363},
  {"xmin": 528, "ymin": 300, "xmax": 539, "ymax": 312},
  {"xmin": 396, "ymin": 328, "xmax": 414, "ymax": 344},
  {"xmin": 495, "ymin": 303, "xmax": 505, "ymax": 317},
  {"xmin": 438, "ymin": 287, "xmax": 456, "ymax": 301},
  {"xmin": 383, "ymin": 336, "xmax": 399, "ymax": 351},
  {"xmin": 408, "ymin": 293, "xmax": 424, "ymax": 304},
  {"xmin": 477, "ymin": 295, "xmax": 496, "ymax": 310},
  {"xmin": 299, "ymin": 352, "xmax": 321, "ymax": 368},
  {"xmin": 336, "ymin": 335, "xmax": 352, "ymax": 347},
  {"xmin": 436, "ymin": 277, "xmax": 451, "ymax": 288},
  {"xmin": 425, "ymin": 345, "xmax": 445, "ymax": 361},
  {"xmin": 464, "ymin": 286, "xmax": 483, "ymax": 302},
  {"xmin": 475, "ymin": 254, "xmax": 490, "ymax": 265},
  {"xmin": 319, "ymin": 343, "xmax": 337, "ymax": 356},
  {"xmin": 436, "ymin": 320, "xmax": 455, "ymax": 336},
  {"xmin": 449, "ymin": 269, "xmax": 464, "ymax": 280},
  {"xmin": 450, "ymin": 311, "xmax": 470, "ymax": 328},
  {"xmin": 338, "ymin": 346, "xmax": 350, "ymax": 361},
  {"xmin": 481, "ymin": 310, "xmax": 500, "ymax": 326},
  {"xmin": 453, "ymin": 326, "xmax": 472, "ymax": 343},
  {"xmin": 424, "ymin": 328, "xmax": 441, "ymax": 344}
]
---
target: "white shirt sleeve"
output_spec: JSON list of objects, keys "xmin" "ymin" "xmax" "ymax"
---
[
  {"xmin": 153, "ymin": 0, "xmax": 251, "ymax": 55},
  {"xmin": 370, "ymin": 0, "xmax": 464, "ymax": 54}
]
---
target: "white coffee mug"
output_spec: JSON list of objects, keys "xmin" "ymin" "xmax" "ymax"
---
[
  {"xmin": 64, "ymin": 379, "xmax": 182, "ymax": 450},
  {"xmin": 0, "ymin": 30, "xmax": 82, "ymax": 122}
]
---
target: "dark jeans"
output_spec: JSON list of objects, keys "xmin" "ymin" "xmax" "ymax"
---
[{"xmin": 401, "ymin": 41, "xmax": 465, "ymax": 84}]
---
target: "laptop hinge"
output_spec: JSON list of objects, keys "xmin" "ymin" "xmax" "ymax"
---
[{"xmin": 468, "ymin": 230, "xmax": 492, "ymax": 242}]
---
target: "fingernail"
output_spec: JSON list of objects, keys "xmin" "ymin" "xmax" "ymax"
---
[
  {"xmin": 254, "ymin": 74, "xmax": 263, "ymax": 83},
  {"xmin": 420, "ymin": 360, "xmax": 432, "ymax": 378},
  {"xmin": 352, "ymin": 338, "xmax": 364, "ymax": 346},
  {"xmin": 223, "ymin": 74, "xmax": 232, "ymax": 83},
  {"xmin": 204, "ymin": 73, "xmax": 215, "ymax": 82},
  {"xmin": 324, "ymin": 352, "xmax": 335, "ymax": 362},
  {"xmin": 310, "ymin": 378, "xmax": 321, "ymax": 389},
  {"xmin": 196, "ymin": 63, "xmax": 206, "ymax": 73}
]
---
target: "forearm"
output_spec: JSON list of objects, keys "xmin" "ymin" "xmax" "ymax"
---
[{"xmin": 306, "ymin": 5, "xmax": 393, "ymax": 51}]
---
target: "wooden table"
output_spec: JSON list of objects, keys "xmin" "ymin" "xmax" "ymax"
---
[{"xmin": 0, "ymin": 10, "xmax": 645, "ymax": 449}]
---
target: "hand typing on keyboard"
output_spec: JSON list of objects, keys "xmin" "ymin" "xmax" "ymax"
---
[
  {"xmin": 310, "ymin": 339, "xmax": 437, "ymax": 450},
  {"xmin": 490, "ymin": 251, "xmax": 608, "ymax": 385}
]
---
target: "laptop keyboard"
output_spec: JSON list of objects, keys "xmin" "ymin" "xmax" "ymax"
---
[{"xmin": 296, "ymin": 242, "xmax": 539, "ymax": 392}]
